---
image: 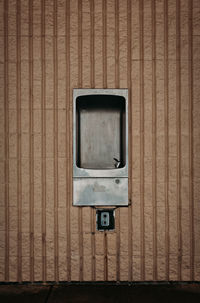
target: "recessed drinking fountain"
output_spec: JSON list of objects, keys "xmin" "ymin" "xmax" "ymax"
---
[{"xmin": 73, "ymin": 89, "xmax": 128, "ymax": 206}]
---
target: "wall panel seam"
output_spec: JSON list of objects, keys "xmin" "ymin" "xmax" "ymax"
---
[
  {"xmin": 152, "ymin": 0, "xmax": 157, "ymax": 281},
  {"xmin": 29, "ymin": 0, "xmax": 34, "ymax": 282},
  {"xmin": 103, "ymin": 0, "xmax": 107, "ymax": 89},
  {"xmin": 53, "ymin": 0, "xmax": 59, "ymax": 283},
  {"xmin": 104, "ymin": 231, "xmax": 108, "ymax": 281},
  {"xmin": 164, "ymin": 0, "xmax": 169, "ymax": 281},
  {"xmin": 102, "ymin": 0, "xmax": 108, "ymax": 281},
  {"xmin": 16, "ymin": 0, "xmax": 22, "ymax": 283},
  {"xmin": 4, "ymin": 0, "xmax": 9, "ymax": 282},
  {"xmin": 90, "ymin": 0, "xmax": 96, "ymax": 282},
  {"xmin": 115, "ymin": 0, "xmax": 120, "ymax": 282},
  {"xmin": 78, "ymin": 0, "xmax": 83, "ymax": 282},
  {"xmin": 176, "ymin": 0, "xmax": 182, "ymax": 281},
  {"xmin": 188, "ymin": 0, "xmax": 194, "ymax": 281},
  {"xmin": 41, "ymin": 0, "xmax": 47, "ymax": 282},
  {"xmin": 65, "ymin": 0, "xmax": 71, "ymax": 282},
  {"xmin": 139, "ymin": 0, "xmax": 145, "ymax": 281},
  {"xmin": 127, "ymin": 0, "xmax": 133, "ymax": 282}
]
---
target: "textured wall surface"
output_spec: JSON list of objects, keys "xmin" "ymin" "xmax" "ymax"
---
[{"xmin": 0, "ymin": 0, "xmax": 200, "ymax": 282}]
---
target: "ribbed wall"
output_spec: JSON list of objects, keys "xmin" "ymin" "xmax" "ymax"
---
[{"xmin": 0, "ymin": 0, "xmax": 200, "ymax": 282}]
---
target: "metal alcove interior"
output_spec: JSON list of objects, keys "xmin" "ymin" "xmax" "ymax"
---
[{"xmin": 73, "ymin": 89, "xmax": 128, "ymax": 206}]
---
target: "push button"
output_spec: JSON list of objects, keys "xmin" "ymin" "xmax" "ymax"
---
[{"xmin": 96, "ymin": 209, "xmax": 115, "ymax": 231}]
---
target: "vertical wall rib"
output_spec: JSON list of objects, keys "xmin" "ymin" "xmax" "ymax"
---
[
  {"xmin": 164, "ymin": 0, "xmax": 169, "ymax": 281},
  {"xmin": 152, "ymin": 0, "xmax": 157, "ymax": 281},
  {"xmin": 29, "ymin": 0, "xmax": 34, "ymax": 283},
  {"xmin": 127, "ymin": 0, "xmax": 133, "ymax": 282},
  {"xmin": 41, "ymin": 0, "xmax": 46, "ymax": 282},
  {"xmin": 176, "ymin": 0, "xmax": 182, "ymax": 281},
  {"xmin": 90, "ymin": 0, "xmax": 95, "ymax": 89},
  {"xmin": 103, "ymin": 231, "xmax": 108, "ymax": 281},
  {"xmin": 115, "ymin": 0, "xmax": 119, "ymax": 88},
  {"xmin": 53, "ymin": 0, "xmax": 59, "ymax": 282},
  {"xmin": 102, "ymin": 0, "xmax": 108, "ymax": 281},
  {"xmin": 188, "ymin": 0, "xmax": 194, "ymax": 281},
  {"xmin": 102, "ymin": 0, "xmax": 107, "ymax": 89},
  {"xmin": 65, "ymin": 0, "xmax": 71, "ymax": 282},
  {"xmin": 139, "ymin": 0, "xmax": 145, "ymax": 281},
  {"xmin": 4, "ymin": 0, "xmax": 9, "ymax": 282},
  {"xmin": 115, "ymin": 0, "xmax": 120, "ymax": 282},
  {"xmin": 16, "ymin": 0, "xmax": 22, "ymax": 283},
  {"xmin": 90, "ymin": 0, "xmax": 96, "ymax": 282},
  {"xmin": 78, "ymin": 0, "xmax": 83, "ymax": 282}
]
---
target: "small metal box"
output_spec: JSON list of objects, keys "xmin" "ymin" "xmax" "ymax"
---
[{"xmin": 96, "ymin": 209, "xmax": 115, "ymax": 231}]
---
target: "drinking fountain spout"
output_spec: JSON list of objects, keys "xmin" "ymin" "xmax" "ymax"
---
[{"xmin": 113, "ymin": 158, "xmax": 121, "ymax": 168}]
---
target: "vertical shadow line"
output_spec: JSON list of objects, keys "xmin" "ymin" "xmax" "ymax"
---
[
  {"xmin": 115, "ymin": 0, "xmax": 119, "ymax": 88},
  {"xmin": 16, "ymin": 0, "xmax": 22, "ymax": 283},
  {"xmin": 139, "ymin": 0, "xmax": 145, "ymax": 281},
  {"xmin": 115, "ymin": 0, "xmax": 120, "ymax": 282},
  {"xmin": 127, "ymin": 0, "xmax": 133, "ymax": 282},
  {"xmin": 78, "ymin": 0, "xmax": 83, "ymax": 282},
  {"xmin": 188, "ymin": 0, "xmax": 194, "ymax": 281},
  {"xmin": 102, "ymin": 0, "xmax": 108, "ymax": 281},
  {"xmin": 102, "ymin": 0, "xmax": 107, "ymax": 89},
  {"xmin": 152, "ymin": 0, "xmax": 157, "ymax": 281},
  {"xmin": 65, "ymin": 0, "xmax": 71, "ymax": 282},
  {"xmin": 91, "ymin": 206, "xmax": 96, "ymax": 281},
  {"xmin": 41, "ymin": 0, "xmax": 46, "ymax": 283},
  {"xmin": 90, "ymin": 0, "xmax": 95, "ymax": 89},
  {"xmin": 29, "ymin": 0, "xmax": 34, "ymax": 283},
  {"xmin": 164, "ymin": 0, "xmax": 169, "ymax": 281},
  {"xmin": 90, "ymin": 0, "xmax": 96, "ymax": 282},
  {"xmin": 103, "ymin": 231, "xmax": 108, "ymax": 281},
  {"xmin": 4, "ymin": 0, "xmax": 9, "ymax": 282},
  {"xmin": 53, "ymin": 0, "xmax": 59, "ymax": 283},
  {"xmin": 176, "ymin": 0, "xmax": 182, "ymax": 281}
]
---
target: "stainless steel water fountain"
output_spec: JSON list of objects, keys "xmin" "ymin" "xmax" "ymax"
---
[{"xmin": 73, "ymin": 89, "xmax": 128, "ymax": 206}]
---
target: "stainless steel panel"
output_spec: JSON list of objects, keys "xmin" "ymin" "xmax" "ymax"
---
[
  {"xmin": 73, "ymin": 89, "xmax": 128, "ymax": 178},
  {"xmin": 73, "ymin": 178, "xmax": 129, "ymax": 206},
  {"xmin": 73, "ymin": 167, "xmax": 128, "ymax": 178},
  {"xmin": 79, "ymin": 107, "xmax": 121, "ymax": 169}
]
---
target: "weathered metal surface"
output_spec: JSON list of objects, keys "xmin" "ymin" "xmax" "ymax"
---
[
  {"xmin": 73, "ymin": 89, "xmax": 128, "ymax": 178},
  {"xmin": 77, "ymin": 99, "xmax": 123, "ymax": 169},
  {"xmin": 73, "ymin": 89, "xmax": 128, "ymax": 206},
  {"xmin": 73, "ymin": 178, "xmax": 128, "ymax": 206}
]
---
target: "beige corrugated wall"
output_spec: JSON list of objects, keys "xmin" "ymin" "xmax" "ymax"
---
[{"xmin": 0, "ymin": 0, "xmax": 200, "ymax": 282}]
